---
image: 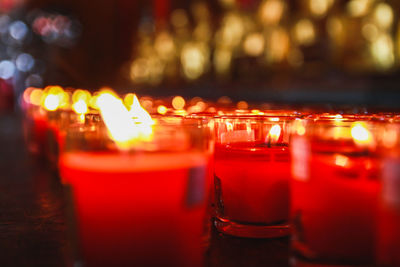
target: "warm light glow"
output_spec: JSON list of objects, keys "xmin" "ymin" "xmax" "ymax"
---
[
  {"xmin": 172, "ymin": 96, "xmax": 186, "ymax": 110},
  {"xmin": 23, "ymin": 87, "xmax": 34, "ymax": 104},
  {"xmin": 214, "ymin": 48, "xmax": 232, "ymax": 75},
  {"xmin": 157, "ymin": 105, "xmax": 167, "ymax": 115},
  {"xmin": 128, "ymin": 94, "xmax": 154, "ymax": 125},
  {"xmin": 72, "ymin": 89, "xmax": 91, "ymax": 104},
  {"xmin": 89, "ymin": 94, "xmax": 100, "ymax": 110},
  {"xmin": 267, "ymin": 124, "xmax": 281, "ymax": 143},
  {"xmin": 266, "ymin": 27, "xmax": 289, "ymax": 63},
  {"xmin": 383, "ymin": 127, "xmax": 398, "ymax": 148},
  {"xmin": 72, "ymin": 99, "xmax": 88, "ymax": 115},
  {"xmin": 154, "ymin": 31, "xmax": 176, "ymax": 61},
  {"xmin": 181, "ymin": 42, "xmax": 208, "ymax": 80},
  {"xmin": 351, "ymin": 122, "xmax": 372, "ymax": 146},
  {"xmin": 43, "ymin": 94, "xmax": 60, "ymax": 111},
  {"xmin": 123, "ymin": 93, "xmax": 135, "ymax": 108},
  {"xmin": 309, "ymin": 0, "xmax": 333, "ymax": 17},
  {"xmin": 334, "ymin": 114, "xmax": 343, "ymax": 121},
  {"xmin": 218, "ymin": 13, "xmax": 244, "ymax": 48},
  {"xmin": 335, "ymin": 154, "xmax": 349, "ymax": 167},
  {"xmin": 97, "ymin": 92, "xmax": 154, "ymax": 150},
  {"xmin": 259, "ymin": 0, "xmax": 284, "ymax": 25},
  {"xmin": 371, "ymin": 33, "xmax": 394, "ymax": 69},
  {"xmin": 373, "ymin": 3, "xmax": 393, "ymax": 30},
  {"xmin": 362, "ymin": 23, "xmax": 378, "ymax": 41},
  {"xmin": 294, "ymin": 19, "xmax": 315, "ymax": 46},
  {"xmin": 293, "ymin": 119, "xmax": 306, "ymax": 136},
  {"xmin": 237, "ymin": 101, "xmax": 248, "ymax": 110},
  {"xmin": 29, "ymin": 88, "xmax": 43, "ymax": 106},
  {"xmin": 243, "ymin": 33, "xmax": 265, "ymax": 57},
  {"xmin": 347, "ymin": 0, "xmax": 373, "ymax": 17}
]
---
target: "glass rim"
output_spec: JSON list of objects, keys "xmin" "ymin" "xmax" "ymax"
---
[{"xmin": 214, "ymin": 114, "xmax": 297, "ymax": 120}]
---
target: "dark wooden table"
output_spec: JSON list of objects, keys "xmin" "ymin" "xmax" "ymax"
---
[{"xmin": 0, "ymin": 113, "xmax": 289, "ymax": 267}]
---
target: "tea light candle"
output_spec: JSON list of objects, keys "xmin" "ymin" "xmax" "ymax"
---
[
  {"xmin": 214, "ymin": 115, "xmax": 293, "ymax": 238},
  {"xmin": 291, "ymin": 120, "xmax": 380, "ymax": 264}
]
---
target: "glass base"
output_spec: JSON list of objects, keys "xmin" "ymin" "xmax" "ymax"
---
[
  {"xmin": 289, "ymin": 255, "xmax": 372, "ymax": 267},
  {"xmin": 214, "ymin": 216, "xmax": 291, "ymax": 238},
  {"xmin": 290, "ymin": 242, "xmax": 375, "ymax": 267}
]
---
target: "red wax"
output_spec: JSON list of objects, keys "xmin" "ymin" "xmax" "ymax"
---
[
  {"xmin": 214, "ymin": 142, "xmax": 290, "ymax": 224},
  {"xmin": 377, "ymin": 157, "xmax": 400, "ymax": 266},
  {"xmin": 291, "ymin": 142, "xmax": 380, "ymax": 264},
  {"xmin": 26, "ymin": 112, "xmax": 49, "ymax": 155},
  {"xmin": 59, "ymin": 151, "xmax": 208, "ymax": 267},
  {"xmin": 378, "ymin": 205, "xmax": 400, "ymax": 266}
]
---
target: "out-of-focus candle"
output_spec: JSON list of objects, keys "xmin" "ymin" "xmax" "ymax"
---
[
  {"xmin": 377, "ymin": 122, "xmax": 400, "ymax": 266},
  {"xmin": 214, "ymin": 115, "xmax": 294, "ymax": 238},
  {"xmin": 291, "ymin": 119, "xmax": 380, "ymax": 265}
]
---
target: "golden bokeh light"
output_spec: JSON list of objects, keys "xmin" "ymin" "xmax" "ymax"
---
[
  {"xmin": 172, "ymin": 96, "xmax": 186, "ymax": 110},
  {"xmin": 181, "ymin": 42, "xmax": 208, "ymax": 80},
  {"xmin": 237, "ymin": 101, "xmax": 248, "ymax": 110},
  {"xmin": 309, "ymin": 0, "xmax": 333, "ymax": 17},
  {"xmin": 294, "ymin": 19, "xmax": 316, "ymax": 46},
  {"xmin": 29, "ymin": 88, "xmax": 43, "ymax": 106},
  {"xmin": 72, "ymin": 99, "xmax": 88, "ymax": 115},
  {"xmin": 373, "ymin": 3, "xmax": 393, "ymax": 30},
  {"xmin": 243, "ymin": 33, "xmax": 265, "ymax": 57},
  {"xmin": 347, "ymin": 0, "xmax": 373, "ymax": 17},
  {"xmin": 43, "ymin": 94, "xmax": 60, "ymax": 111},
  {"xmin": 371, "ymin": 33, "xmax": 394, "ymax": 69},
  {"xmin": 157, "ymin": 105, "xmax": 167, "ymax": 115},
  {"xmin": 259, "ymin": 0, "xmax": 284, "ymax": 26}
]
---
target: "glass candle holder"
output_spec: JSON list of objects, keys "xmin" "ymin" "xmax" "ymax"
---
[
  {"xmin": 59, "ymin": 116, "xmax": 211, "ymax": 267},
  {"xmin": 213, "ymin": 115, "xmax": 294, "ymax": 238},
  {"xmin": 290, "ymin": 118, "xmax": 381, "ymax": 265},
  {"xmin": 377, "ymin": 122, "xmax": 400, "ymax": 267}
]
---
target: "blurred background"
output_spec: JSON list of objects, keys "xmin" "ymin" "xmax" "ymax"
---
[{"xmin": 0, "ymin": 0, "xmax": 400, "ymax": 111}]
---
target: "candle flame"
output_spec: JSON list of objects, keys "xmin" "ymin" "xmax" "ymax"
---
[
  {"xmin": 97, "ymin": 91, "xmax": 154, "ymax": 150},
  {"xmin": 267, "ymin": 124, "xmax": 282, "ymax": 143},
  {"xmin": 129, "ymin": 94, "xmax": 154, "ymax": 124},
  {"xmin": 351, "ymin": 122, "xmax": 372, "ymax": 146}
]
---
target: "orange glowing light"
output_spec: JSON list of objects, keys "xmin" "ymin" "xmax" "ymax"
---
[
  {"xmin": 335, "ymin": 154, "xmax": 349, "ymax": 167},
  {"xmin": 23, "ymin": 87, "xmax": 35, "ymax": 104},
  {"xmin": 351, "ymin": 122, "xmax": 372, "ymax": 146},
  {"xmin": 29, "ymin": 88, "xmax": 43, "ymax": 106},
  {"xmin": 72, "ymin": 89, "xmax": 91, "ymax": 104},
  {"xmin": 237, "ymin": 101, "xmax": 248, "ymax": 110},
  {"xmin": 157, "ymin": 105, "xmax": 167, "ymax": 115},
  {"xmin": 172, "ymin": 96, "xmax": 185, "ymax": 110}
]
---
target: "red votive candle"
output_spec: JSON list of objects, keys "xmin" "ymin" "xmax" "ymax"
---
[
  {"xmin": 290, "ymin": 119, "xmax": 381, "ymax": 265},
  {"xmin": 214, "ymin": 115, "xmax": 294, "ymax": 238},
  {"xmin": 377, "ymin": 122, "xmax": 400, "ymax": 266},
  {"xmin": 59, "ymin": 113, "xmax": 210, "ymax": 267}
]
